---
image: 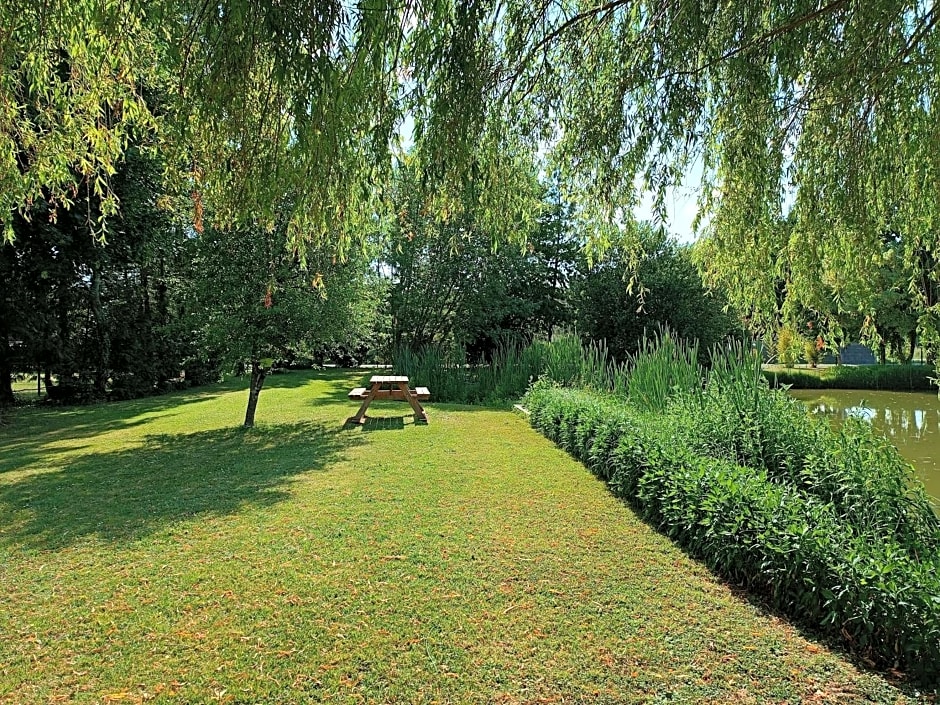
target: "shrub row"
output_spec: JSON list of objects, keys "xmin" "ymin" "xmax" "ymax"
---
[
  {"xmin": 523, "ymin": 381, "xmax": 940, "ymax": 682},
  {"xmin": 689, "ymin": 356, "xmax": 940, "ymax": 553},
  {"xmin": 764, "ymin": 364, "xmax": 935, "ymax": 391}
]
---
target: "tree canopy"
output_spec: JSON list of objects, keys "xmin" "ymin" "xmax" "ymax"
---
[
  {"xmin": 574, "ymin": 227, "xmax": 736, "ymax": 362},
  {"xmin": 3, "ymin": 0, "xmax": 940, "ymax": 335}
]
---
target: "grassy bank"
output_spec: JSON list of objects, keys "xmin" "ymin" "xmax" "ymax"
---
[
  {"xmin": 0, "ymin": 370, "xmax": 923, "ymax": 703},
  {"xmin": 763, "ymin": 363, "xmax": 935, "ymax": 391}
]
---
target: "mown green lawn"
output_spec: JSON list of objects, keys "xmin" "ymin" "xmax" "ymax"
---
[
  {"xmin": 0, "ymin": 370, "xmax": 925, "ymax": 703},
  {"xmin": 10, "ymin": 376, "xmax": 43, "ymax": 402}
]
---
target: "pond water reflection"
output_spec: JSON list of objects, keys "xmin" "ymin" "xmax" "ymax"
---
[{"xmin": 789, "ymin": 389, "xmax": 940, "ymax": 506}]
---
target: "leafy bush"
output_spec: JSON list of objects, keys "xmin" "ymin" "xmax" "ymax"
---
[
  {"xmin": 109, "ymin": 373, "xmax": 157, "ymax": 401},
  {"xmin": 182, "ymin": 357, "xmax": 222, "ymax": 387},
  {"xmin": 804, "ymin": 337, "xmax": 823, "ymax": 367},
  {"xmin": 776, "ymin": 325, "xmax": 801, "ymax": 367},
  {"xmin": 683, "ymin": 350, "xmax": 940, "ymax": 553},
  {"xmin": 44, "ymin": 375, "xmax": 99, "ymax": 404},
  {"xmin": 523, "ymin": 366, "xmax": 940, "ymax": 681}
]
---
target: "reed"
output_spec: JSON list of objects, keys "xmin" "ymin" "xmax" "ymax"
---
[
  {"xmin": 390, "ymin": 342, "xmax": 546, "ymax": 404},
  {"xmin": 625, "ymin": 328, "xmax": 702, "ymax": 412}
]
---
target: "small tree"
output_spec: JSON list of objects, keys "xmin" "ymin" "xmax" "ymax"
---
[
  {"xmin": 804, "ymin": 336, "xmax": 825, "ymax": 368},
  {"xmin": 777, "ymin": 325, "xmax": 801, "ymax": 368},
  {"xmin": 193, "ymin": 223, "xmax": 375, "ymax": 427}
]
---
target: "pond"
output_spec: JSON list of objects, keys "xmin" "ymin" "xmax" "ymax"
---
[{"xmin": 789, "ymin": 389, "xmax": 940, "ymax": 506}]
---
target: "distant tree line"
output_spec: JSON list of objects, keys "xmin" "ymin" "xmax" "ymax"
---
[{"xmin": 2, "ymin": 150, "xmax": 739, "ymax": 419}]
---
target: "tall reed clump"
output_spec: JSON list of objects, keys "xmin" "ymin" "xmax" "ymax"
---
[
  {"xmin": 391, "ymin": 345, "xmax": 469, "ymax": 403},
  {"xmin": 539, "ymin": 327, "xmax": 696, "ymax": 404},
  {"xmin": 391, "ymin": 343, "xmax": 547, "ymax": 404},
  {"xmin": 625, "ymin": 328, "xmax": 701, "ymax": 411},
  {"xmin": 541, "ymin": 335, "xmax": 629, "ymax": 395},
  {"xmin": 541, "ymin": 334, "xmax": 583, "ymax": 388},
  {"xmin": 522, "ymin": 335, "xmax": 940, "ymax": 683}
]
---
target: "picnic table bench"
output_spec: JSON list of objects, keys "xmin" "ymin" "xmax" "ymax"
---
[{"xmin": 348, "ymin": 375, "xmax": 429, "ymax": 424}]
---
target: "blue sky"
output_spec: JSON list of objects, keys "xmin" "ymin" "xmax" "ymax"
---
[
  {"xmin": 633, "ymin": 159, "xmax": 705, "ymax": 245},
  {"xmin": 635, "ymin": 185, "xmax": 701, "ymax": 244}
]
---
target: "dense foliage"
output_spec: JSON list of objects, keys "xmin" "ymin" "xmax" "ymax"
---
[
  {"xmin": 382, "ymin": 166, "xmax": 578, "ymax": 358},
  {"xmin": 574, "ymin": 229, "xmax": 736, "ymax": 362},
  {"xmin": 0, "ymin": 147, "xmax": 384, "ymax": 425},
  {"xmin": 0, "ymin": 148, "xmax": 196, "ymax": 403},
  {"xmin": 699, "ymin": 228, "xmax": 932, "ymax": 366},
  {"xmin": 524, "ymin": 342, "xmax": 940, "ymax": 682},
  {"xmin": 6, "ymin": 1, "xmax": 939, "ymax": 334}
]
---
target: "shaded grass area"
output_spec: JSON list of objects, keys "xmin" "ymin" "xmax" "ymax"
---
[
  {"xmin": 11, "ymin": 377, "xmax": 43, "ymax": 402},
  {"xmin": 0, "ymin": 371, "xmax": 924, "ymax": 703}
]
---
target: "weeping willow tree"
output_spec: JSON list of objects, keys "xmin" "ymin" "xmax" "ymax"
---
[
  {"xmin": 0, "ymin": 0, "xmax": 542, "ymax": 253},
  {"xmin": 3, "ymin": 0, "xmax": 940, "ymax": 338},
  {"xmin": 489, "ymin": 0, "xmax": 940, "ymax": 347}
]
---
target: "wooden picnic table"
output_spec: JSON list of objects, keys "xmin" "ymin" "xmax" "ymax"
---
[{"xmin": 348, "ymin": 375, "xmax": 429, "ymax": 424}]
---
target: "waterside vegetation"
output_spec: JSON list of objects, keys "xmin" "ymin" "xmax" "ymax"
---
[
  {"xmin": 764, "ymin": 364, "xmax": 935, "ymax": 391},
  {"xmin": 524, "ymin": 333, "xmax": 940, "ymax": 684}
]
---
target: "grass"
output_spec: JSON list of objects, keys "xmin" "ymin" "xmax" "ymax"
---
[
  {"xmin": 11, "ymin": 376, "xmax": 43, "ymax": 402},
  {"xmin": 0, "ymin": 370, "xmax": 926, "ymax": 703}
]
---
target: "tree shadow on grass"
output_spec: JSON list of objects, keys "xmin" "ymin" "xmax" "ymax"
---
[
  {"xmin": 0, "ymin": 390, "xmax": 227, "ymax": 475},
  {"xmin": 353, "ymin": 416, "xmax": 407, "ymax": 432},
  {"xmin": 0, "ymin": 370, "xmax": 361, "ymax": 476},
  {"xmin": 0, "ymin": 422, "xmax": 360, "ymax": 552}
]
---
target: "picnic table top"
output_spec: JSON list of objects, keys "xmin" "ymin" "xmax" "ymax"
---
[{"xmin": 369, "ymin": 375, "xmax": 410, "ymax": 384}]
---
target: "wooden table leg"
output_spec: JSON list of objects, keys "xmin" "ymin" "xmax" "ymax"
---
[
  {"xmin": 398, "ymin": 382, "xmax": 428, "ymax": 422},
  {"xmin": 351, "ymin": 383, "xmax": 379, "ymax": 424}
]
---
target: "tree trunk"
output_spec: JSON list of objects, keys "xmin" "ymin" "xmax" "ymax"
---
[
  {"xmin": 89, "ymin": 263, "xmax": 110, "ymax": 395},
  {"xmin": 0, "ymin": 347, "xmax": 13, "ymax": 404},
  {"xmin": 879, "ymin": 340, "xmax": 887, "ymax": 365},
  {"xmin": 907, "ymin": 329, "xmax": 917, "ymax": 363},
  {"xmin": 243, "ymin": 359, "xmax": 267, "ymax": 428}
]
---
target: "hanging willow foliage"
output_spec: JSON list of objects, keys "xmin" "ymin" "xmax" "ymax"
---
[{"xmin": 3, "ymin": 0, "xmax": 940, "ymax": 332}]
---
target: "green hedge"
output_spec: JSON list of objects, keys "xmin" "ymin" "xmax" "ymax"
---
[
  {"xmin": 523, "ymin": 382, "xmax": 940, "ymax": 682},
  {"xmin": 764, "ymin": 364, "xmax": 935, "ymax": 391}
]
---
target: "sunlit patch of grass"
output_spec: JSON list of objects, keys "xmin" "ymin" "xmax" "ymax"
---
[{"xmin": 0, "ymin": 370, "xmax": 921, "ymax": 703}]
